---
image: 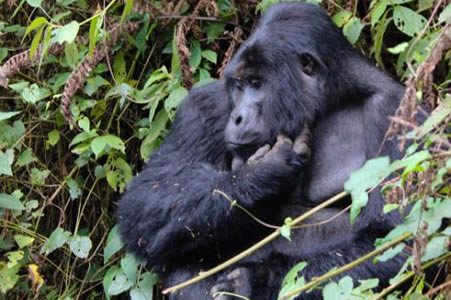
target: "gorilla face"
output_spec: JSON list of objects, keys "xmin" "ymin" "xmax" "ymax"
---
[{"xmin": 224, "ymin": 40, "xmax": 321, "ymax": 158}]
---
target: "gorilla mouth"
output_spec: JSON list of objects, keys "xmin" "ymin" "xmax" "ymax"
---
[{"xmin": 227, "ymin": 142, "xmax": 261, "ymax": 159}]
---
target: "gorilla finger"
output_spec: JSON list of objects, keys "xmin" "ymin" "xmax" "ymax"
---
[
  {"xmin": 293, "ymin": 140, "xmax": 311, "ymax": 157},
  {"xmin": 231, "ymin": 156, "xmax": 244, "ymax": 170},
  {"xmin": 275, "ymin": 134, "xmax": 293, "ymax": 150},
  {"xmin": 248, "ymin": 144, "xmax": 271, "ymax": 164}
]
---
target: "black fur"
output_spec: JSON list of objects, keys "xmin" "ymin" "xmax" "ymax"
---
[{"xmin": 118, "ymin": 3, "xmax": 423, "ymax": 299}]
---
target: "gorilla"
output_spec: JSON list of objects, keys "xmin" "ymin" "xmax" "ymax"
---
[{"xmin": 118, "ymin": 3, "xmax": 414, "ymax": 299}]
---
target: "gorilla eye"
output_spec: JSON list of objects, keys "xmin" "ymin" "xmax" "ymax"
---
[
  {"xmin": 234, "ymin": 79, "xmax": 244, "ymax": 91},
  {"xmin": 249, "ymin": 78, "xmax": 262, "ymax": 89},
  {"xmin": 300, "ymin": 54, "xmax": 315, "ymax": 76}
]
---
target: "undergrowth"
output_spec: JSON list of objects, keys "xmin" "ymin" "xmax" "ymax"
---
[{"xmin": 0, "ymin": 0, "xmax": 449, "ymax": 299}]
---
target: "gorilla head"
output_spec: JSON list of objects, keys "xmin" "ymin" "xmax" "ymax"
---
[{"xmin": 223, "ymin": 3, "xmax": 353, "ymax": 157}]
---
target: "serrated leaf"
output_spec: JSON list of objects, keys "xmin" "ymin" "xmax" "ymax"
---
[
  {"xmin": 0, "ymin": 193, "xmax": 24, "ymax": 210},
  {"xmin": 40, "ymin": 227, "xmax": 71, "ymax": 255},
  {"xmin": 68, "ymin": 235, "xmax": 92, "ymax": 259},
  {"xmin": 393, "ymin": 6, "xmax": 427, "ymax": 37}
]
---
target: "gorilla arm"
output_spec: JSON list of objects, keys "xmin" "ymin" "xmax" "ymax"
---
[{"xmin": 117, "ymin": 81, "xmax": 305, "ymax": 267}]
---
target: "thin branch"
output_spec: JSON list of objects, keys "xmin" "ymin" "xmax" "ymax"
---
[
  {"xmin": 280, "ymin": 232, "xmax": 412, "ymax": 300},
  {"xmin": 370, "ymin": 252, "xmax": 451, "ymax": 300},
  {"xmin": 162, "ymin": 191, "xmax": 348, "ymax": 295}
]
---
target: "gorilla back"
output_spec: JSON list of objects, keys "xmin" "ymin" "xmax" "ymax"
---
[{"xmin": 117, "ymin": 3, "xmax": 426, "ymax": 299}]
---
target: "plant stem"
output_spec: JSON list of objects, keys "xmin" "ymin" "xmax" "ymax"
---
[
  {"xmin": 162, "ymin": 191, "xmax": 348, "ymax": 295},
  {"xmin": 280, "ymin": 232, "xmax": 412, "ymax": 299}
]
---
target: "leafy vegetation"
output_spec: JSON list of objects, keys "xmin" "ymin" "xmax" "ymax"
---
[{"xmin": 0, "ymin": 0, "xmax": 449, "ymax": 299}]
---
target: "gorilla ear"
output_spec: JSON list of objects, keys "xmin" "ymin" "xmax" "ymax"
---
[{"xmin": 299, "ymin": 53, "xmax": 316, "ymax": 76}]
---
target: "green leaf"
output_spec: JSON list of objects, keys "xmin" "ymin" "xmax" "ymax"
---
[
  {"xmin": 344, "ymin": 157, "xmax": 392, "ymax": 222},
  {"xmin": 113, "ymin": 52, "xmax": 127, "ymax": 83},
  {"xmin": 278, "ymin": 261, "xmax": 307, "ymax": 300},
  {"xmin": 16, "ymin": 148, "xmax": 37, "ymax": 167},
  {"xmin": 66, "ymin": 178, "xmax": 82, "ymax": 200},
  {"xmin": 387, "ymin": 42, "xmax": 408, "ymax": 54},
  {"xmin": 21, "ymin": 84, "xmax": 50, "ymax": 104},
  {"xmin": 393, "ymin": 6, "xmax": 427, "ymax": 37},
  {"xmin": 88, "ymin": 14, "xmax": 101, "ymax": 57},
  {"xmin": 0, "ymin": 262, "xmax": 20, "ymax": 293},
  {"xmin": 78, "ymin": 116, "xmax": 91, "ymax": 132},
  {"xmin": 30, "ymin": 24, "xmax": 45, "ymax": 60},
  {"xmin": 121, "ymin": 0, "xmax": 135, "ymax": 24},
  {"xmin": 370, "ymin": 0, "xmax": 388, "ymax": 27},
  {"xmin": 103, "ymin": 266, "xmax": 120, "ymax": 299},
  {"xmin": 0, "ymin": 149, "xmax": 14, "ymax": 176},
  {"xmin": 14, "ymin": 235, "xmax": 34, "ymax": 249},
  {"xmin": 204, "ymin": 23, "xmax": 225, "ymax": 42},
  {"xmin": 374, "ymin": 243, "xmax": 405, "ymax": 263},
  {"xmin": 24, "ymin": 17, "xmax": 47, "ymax": 38},
  {"xmin": 0, "ymin": 193, "xmax": 25, "ymax": 211},
  {"xmin": 0, "ymin": 111, "xmax": 21, "ymax": 121},
  {"xmin": 26, "ymin": 0, "xmax": 42, "ymax": 8},
  {"xmin": 108, "ymin": 271, "xmax": 132, "ymax": 295},
  {"xmin": 54, "ymin": 21, "xmax": 80, "ymax": 44},
  {"xmin": 323, "ymin": 276, "xmax": 353, "ymax": 300},
  {"xmin": 40, "ymin": 227, "xmax": 71, "ymax": 256},
  {"xmin": 84, "ymin": 75, "xmax": 110, "ymax": 96},
  {"xmin": 105, "ymin": 158, "xmax": 133, "ymax": 193},
  {"xmin": 103, "ymin": 135, "xmax": 125, "ymax": 152},
  {"xmin": 189, "ymin": 40, "xmax": 202, "ymax": 68},
  {"xmin": 120, "ymin": 254, "xmax": 139, "ymax": 283},
  {"xmin": 91, "ymin": 136, "xmax": 106, "ymax": 158},
  {"xmin": 47, "ymin": 130, "xmax": 60, "ymax": 147},
  {"xmin": 422, "ymin": 236, "xmax": 448, "ymax": 262},
  {"xmin": 104, "ymin": 225, "xmax": 123, "ymax": 264},
  {"xmin": 68, "ymin": 235, "xmax": 92, "ymax": 259},
  {"xmin": 31, "ymin": 168, "xmax": 50, "ymax": 186},
  {"xmin": 165, "ymin": 86, "xmax": 188, "ymax": 112},
  {"xmin": 130, "ymin": 288, "xmax": 148, "ymax": 300},
  {"xmin": 439, "ymin": 3, "xmax": 451, "ymax": 24},
  {"xmin": 201, "ymin": 50, "xmax": 217, "ymax": 64},
  {"xmin": 65, "ymin": 42, "xmax": 78, "ymax": 69},
  {"xmin": 140, "ymin": 110, "xmax": 169, "ymax": 160},
  {"xmin": 343, "ymin": 16, "xmax": 364, "ymax": 44},
  {"xmin": 332, "ymin": 10, "xmax": 352, "ymax": 27},
  {"xmin": 391, "ymin": 150, "xmax": 431, "ymax": 176}
]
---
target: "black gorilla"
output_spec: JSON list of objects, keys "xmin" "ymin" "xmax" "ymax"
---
[{"xmin": 118, "ymin": 3, "xmax": 411, "ymax": 299}]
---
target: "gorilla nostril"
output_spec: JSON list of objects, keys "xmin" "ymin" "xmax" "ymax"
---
[{"xmin": 235, "ymin": 116, "xmax": 242, "ymax": 125}]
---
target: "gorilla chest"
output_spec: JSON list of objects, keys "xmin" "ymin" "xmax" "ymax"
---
[{"xmin": 305, "ymin": 107, "xmax": 367, "ymax": 202}]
